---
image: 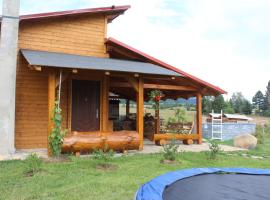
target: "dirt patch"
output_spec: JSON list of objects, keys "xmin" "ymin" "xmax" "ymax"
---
[
  {"xmin": 25, "ymin": 170, "xmax": 36, "ymax": 177},
  {"xmin": 96, "ymin": 163, "xmax": 118, "ymax": 171},
  {"xmin": 43, "ymin": 156, "xmax": 70, "ymax": 163},
  {"xmin": 160, "ymin": 159, "xmax": 179, "ymax": 165},
  {"xmin": 24, "ymin": 169, "xmax": 48, "ymax": 177}
]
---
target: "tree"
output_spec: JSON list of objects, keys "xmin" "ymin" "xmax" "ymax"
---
[
  {"xmin": 264, "ymin": 81, "xmax": 270, "ymax": 111},
  {"xmin": 202, "ymin": 95, "xmax": 235, "ymax": 114},
  {"xmin": 202, "ymin": 96, "xmax": 213, "ymax": 114},
  {"xmin": 230, "ymin": 92, "xmax": 245, "ymax": 113},
  {"xmin": 212, "ymin": 95, "xmax": 226, "ymax": 113},
  {"xmin": 223, "ymin": 101, "xmax": 235, "ymax": 114},
  {"xmin": 242, "ymin": 100, "xmax": 252, "ymax": 115},
  {"xmin": 252, "ymin": 90, "xmax": 265, "ymax": 115}
]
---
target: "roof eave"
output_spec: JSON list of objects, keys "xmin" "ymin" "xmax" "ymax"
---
[{"xmin": 4, "ymin": 5, "xmax": 130, "ymax": 23}]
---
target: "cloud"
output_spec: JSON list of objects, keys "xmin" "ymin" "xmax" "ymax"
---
[
  {"xmin": 107, "ymin": 0, "xmax": 270, "ymax": 100},
  {"xmin": 0, "ymin": 0, "xmax": 269, "ymax": 100}
]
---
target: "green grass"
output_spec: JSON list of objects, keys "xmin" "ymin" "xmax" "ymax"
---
[
  {"xmin": 216, "ymin": 136, "xmax": 270, "ymax": 157},
  {"xmin": 1, "ymin": 141, "xmax": 270, "ymax": 200},
  {"xmin": 217, "ymin": 139, "xmax": 234, "ymax": 146}
]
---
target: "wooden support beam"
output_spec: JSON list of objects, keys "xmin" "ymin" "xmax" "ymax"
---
[
  {"xmin": 126, "ymin": 77, "xmax": 139, "ymax": 92},
  {"xmin": 110, "ymin": 82, "xmax": 130, "ymax": 88},
  {"xmin": 33, "ymin": 65, "xmax": 42, "ymax": 71},
  {"xmin": 28, "ymin": 64, "xmax": 42, "ymax": 71},
  {"xmin": 72, "ymin": 69, "xmax": 78, "ymax": 74},
  {"xmin": 196, "ymin": 93, "xmax": 202, "ymax": 144},
  {"xmin": 101, "ymin": 75, "xmax": 109, "ymax": 132},
  {"xmin": 144, "ymin": 84, "xmax": 196, "ymax": 91},
  {"xmin": 48, "ymin": 71, "xmax": 56, "ymax": 156},
  {"xmin": 137, "ymin": 77, "xmax": 144, "ymax": 150},
  {"xmin": 155, "ymin": 101, "xmax": 160, "ymax": 135},
  {"xmin": 110, "ymin": 82, "xmax": 197, "ymax": 92}
]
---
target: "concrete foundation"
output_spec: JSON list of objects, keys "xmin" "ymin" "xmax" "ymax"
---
[{"xmin": 0, "ymin": 0, "xmax": 20, "ymax": 155}]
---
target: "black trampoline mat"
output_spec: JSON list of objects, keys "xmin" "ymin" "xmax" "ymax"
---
[{"xmin": 163, "ymin": 173, "xmax": 270, "ymax": 200}]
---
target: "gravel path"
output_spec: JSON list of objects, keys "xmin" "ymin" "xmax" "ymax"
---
[
  {"xmin": 139, "ymin": 141, "xmax": 246, "ymax": 154},
  {"xmin": 0, "ymin": 141, "xmax": 246, "ymax": 160}
]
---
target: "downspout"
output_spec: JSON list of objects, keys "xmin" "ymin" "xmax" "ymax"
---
[{"xmin": 0, "ymin": 0, "xmax": 20, "ymax": 156}]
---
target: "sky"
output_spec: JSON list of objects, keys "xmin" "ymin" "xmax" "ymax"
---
[{"xmin": 1, "ymin": 0, "xmax": 270, "ymax": 101}]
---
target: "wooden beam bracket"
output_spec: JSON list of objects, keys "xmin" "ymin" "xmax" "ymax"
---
[
  {"xmin": 28, "ymin": 64, "xmax": 42, "ymax": 71},
  {"xmin": 125, "ymin": 76, "xmax": 139, "ymax": 92}
]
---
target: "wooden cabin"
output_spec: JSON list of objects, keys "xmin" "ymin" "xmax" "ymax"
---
[
  {"xmin": 207, "ymin": 113, "xmax": 252, "ymax": 123},
  {"xmin": 13, "ymin": 5, "xmax": 226, "ymax": 154}
]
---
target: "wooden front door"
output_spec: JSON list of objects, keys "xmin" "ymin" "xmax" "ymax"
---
[{"xmin": 72, "ymin": 80, "xmax": 100, "ymax": 132}]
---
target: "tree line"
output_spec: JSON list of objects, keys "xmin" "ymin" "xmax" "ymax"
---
[
  {"xmin": 202, "ymin": 80, "xmax": 270, "ymax": 116},
  {"xmin": 252, "ymin": 81, "xmax": 270, "ymax": 116},
  {"xmin": 202, "ymin": 92, "xmax": 252, "ymax": 115}
]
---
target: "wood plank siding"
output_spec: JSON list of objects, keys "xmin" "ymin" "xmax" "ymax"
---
[{"xmin": 15, "ymin": 14, "xmax": 108, "ymax": 149}]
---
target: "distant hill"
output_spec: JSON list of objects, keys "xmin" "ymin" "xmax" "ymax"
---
[
  {"xmin": 177, "ymin": 97, "xmax": 196, "ymax": 105},
  {"xmin": 163, "ymin": 97, "xmax": 196, "ymax": 105},
  {"xmin": 120, "ymin": 97, "xmax": 196, "ymax": 105}
]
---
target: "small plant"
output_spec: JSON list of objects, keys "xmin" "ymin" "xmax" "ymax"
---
[
  {"xmin": 168, "ymin": 117, "xmax": 177, "ymax": 123},
  {"xmin": 208, "ymin": 139, "xmax": 221, "ymax": 159},
  {"xmin": 24, "ymin": 153, "xmax": 42, "ymax": 176},
  {"xmin": 92, "ymin": 145, "xmax": 115, "ymax": 170},
  {"xmin": 49, "ymin": 101, "xmax": 67, "ymax": 157},
  {"xmin": 255, "ymin": 125, "xmax": 265, "ymax": 144},
  {"xmin": 175, "ymin": 107, "xmax": 187, "ymax": 123},
  {"xmin": 93, "ymin": 147, "xmax": 114, "ymax": 162},
  {"xmin": 162, "ymin": 139, "xmax": 178, "ymax": 161}
]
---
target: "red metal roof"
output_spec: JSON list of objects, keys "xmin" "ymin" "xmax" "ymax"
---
[
  {"xmin": 106, "ymin": 37, "xmax": 227, "ymax": 95},
  {"xmin": 18, "ymin": 5, "xmax": 130, "ymax": 22}
]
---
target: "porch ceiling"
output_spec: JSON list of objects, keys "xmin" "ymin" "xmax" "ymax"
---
[{"xmin": 21, "ymin": 49, "xmax": 181, "ymax": 77}]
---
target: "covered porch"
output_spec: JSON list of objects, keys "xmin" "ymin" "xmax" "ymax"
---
[{"xmin": 21, "ymin": 42, "xmax": 224, "ymax": 155}]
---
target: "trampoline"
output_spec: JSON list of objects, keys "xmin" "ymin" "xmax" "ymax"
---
[{"xmin": 135, "ymin": 168, "xmax": 270, "ymax": 200}]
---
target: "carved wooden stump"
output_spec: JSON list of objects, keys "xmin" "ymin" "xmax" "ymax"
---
[
  {"xmin": 183, "ymin": 139, "xmax": 194, "ymax": 145},
  {"xmin": 155, "ymin": 139, "xmax": 167, "ymax": 146}
]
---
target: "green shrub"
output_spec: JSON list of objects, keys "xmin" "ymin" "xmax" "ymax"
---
[
  {"xmin": 168, "ymin": 117, "xmax": 176, "ymax": 123},
  {"xmin": 265, "ymin": 122, "xmax": 270, "ymax": 136},
  {"xmin": 208, "ymin": 139, "xmax": 221, "ymax": 159},
  {"xmin": 174, "ymin": 108, "xmax": 187, "ymax": 123},
  {"xmin": 92, "ymin": 146, "xmax": 115, "ymax": 163},
  {"xmin": 162, "ymin": 139, "xmax": 178, "ymax": 161},
  {"xmin": 24, "ymin": 153, "xmax": 42, "ymax": 176},
  {"xmin": 255, "ymin": 125, "xmax": 265, "ymax": 144}
]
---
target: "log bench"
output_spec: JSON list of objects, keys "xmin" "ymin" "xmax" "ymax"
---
[
  {"xmin": 153, "ymin": 133, "xmax": 199, "ymax": 146},
  {"xmin": 154, "ymin": 122, "xmax": 195, "ymax": 145},
  {"xmin": 62, "ymin": 131, "xmax": 140, "ymax": 154}
]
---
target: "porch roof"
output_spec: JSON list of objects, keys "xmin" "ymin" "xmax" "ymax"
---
[{"xmin": 21, "ymin": 49, "xmax": 181, "ymax": 76}]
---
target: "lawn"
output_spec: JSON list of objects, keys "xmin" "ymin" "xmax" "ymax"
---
[{"xmin": 1, "ymin": 141, "xmax": 270, "ymax": 200}]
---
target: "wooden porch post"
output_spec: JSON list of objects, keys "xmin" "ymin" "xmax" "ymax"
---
[
  {"xmin": 102, "ymin": 75, "xmax": 109, "ymax": 132},
  {"xmin": 48, "ymin": 71, "xmax": 56, "ymax": 155},
  {"xmin": 137, "ymin": 77, "xmax": 144, "ymax": 150},
  {"xmin": 126, "ymin": 99, "xmax": 130, "ymax": 116},
  {"xmin": 154, "ymin": 101, "xmax": 160, "ymax": 135},
  {"xmin": 196, "ymin": 93, "xmax": 202, "ymax": 144}
]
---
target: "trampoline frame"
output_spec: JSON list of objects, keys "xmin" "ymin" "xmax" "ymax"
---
[{"xmin": 135, "ymin": 168, "xmax": 270, "ymax": 200}]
